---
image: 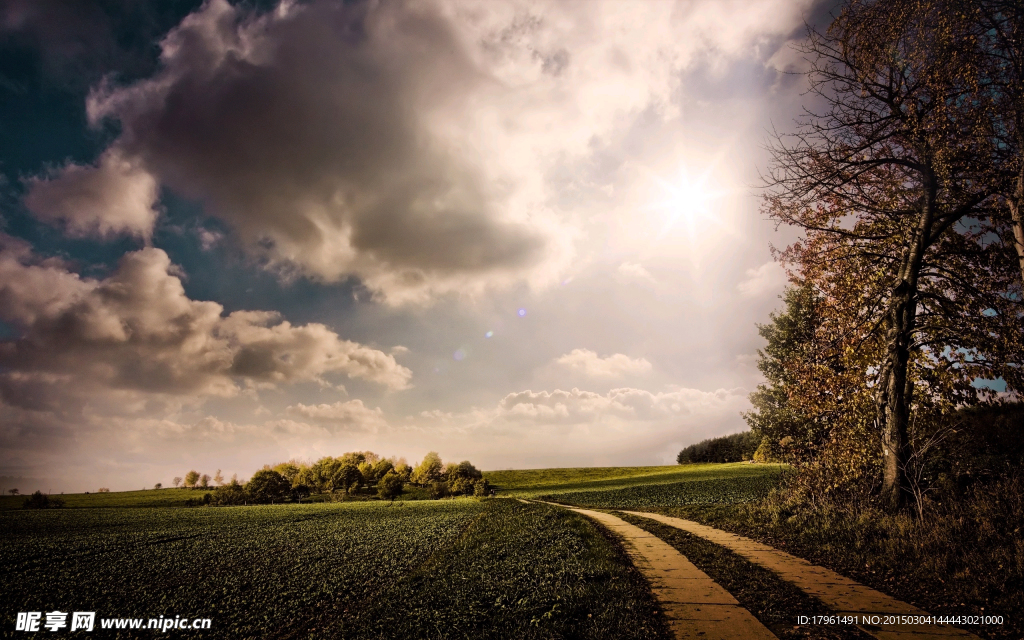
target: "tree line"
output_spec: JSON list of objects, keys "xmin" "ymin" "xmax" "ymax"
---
[
  {"xmin": 746, "ymin": 0, "xmax": 1023, "ymax": 514},
  {"xmin": 174, "ymin": 451, "xmax": 491, "ymax": 506},
  {"xmin": 676, "ymin": 432, "xmax": 762, "ymax": 464}
]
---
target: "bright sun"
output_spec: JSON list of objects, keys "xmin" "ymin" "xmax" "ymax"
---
[{"xmin": 648, "ymin": 167, "xmax": 723, "ymax": 239}]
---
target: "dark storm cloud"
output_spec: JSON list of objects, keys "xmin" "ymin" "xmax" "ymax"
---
[{"xmin": 29, "ymin": 0, "xmax": 551, "ymax": 302}]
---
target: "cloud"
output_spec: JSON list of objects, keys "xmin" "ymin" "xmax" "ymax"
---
[
  {"xmin": 737, "ymin": 261, "xmax": 787, "ymax": 297},
  {"xmin": 26, "ymin": 0, "xmax": 812, "ymax": 305},
  {"xmin": 23, "ymin": 148, "xmax": 159, "ymax": 238},
  {"xmin": 285, "ymin": 400, "xmax": 388, "ymax": 432},
  {"xmin": 496, "ymin": 386, "xmax": 744, "ymax": 424},
  {"xmin": 616, "ymin": 261, "xmax": 656, "ymax": 284},
  {"xmin": 74, "ymin": 0, "xmax": 561, "ymax": 304},
  {"xmin": 0, "ymin": 239, "xmax": 412, "ymax": 410},
  {"xmin": 397, "ymin": 384, "xmax": 752, "ymax": 468},
  {"xmin": 555, "ymin": 348, "xmax": 652, "ymax": 378}
]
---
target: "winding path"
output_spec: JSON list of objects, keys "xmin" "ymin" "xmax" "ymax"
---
[
  {"xmin": 525, "ymin": 501, "xmax": 778, "ymax": 639},
  {"xmin": 569, "ymin": 502, "xmax": 980, "ymax": 640},
  {"xmin": 622, "ymin": 512, "xmax": 979, "ymax": 640}
]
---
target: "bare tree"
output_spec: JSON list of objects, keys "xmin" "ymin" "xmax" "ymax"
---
[
  {"xmin": 975, "ymin": 0, "xmax": 1024, "ymax": 283},
  {"xmin": 213, "ymin": 469, "xmax": 224, "ymax": 487},
  {"xmin": 763, "ymin": 0, "xmax": 1020, "ymax": 509},
  {"xmin": 172, "ymin": 476, "xmax": 182, "ymax": 489}
]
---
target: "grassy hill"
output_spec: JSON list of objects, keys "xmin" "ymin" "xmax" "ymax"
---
[{"xmin": 486, "ymin": 462, "xmax": 786, "ymax": 498}]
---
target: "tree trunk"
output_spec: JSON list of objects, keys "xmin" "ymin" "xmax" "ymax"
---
[
  {"xmin": 877, "ymin": 181, "xmax": 934, "ymax": 512},
  {"xmin": 877, "ymin": 284, "xmax": 915, "ymax": 511},
  {"xmin": 1009, "ymin": 161, "xmax": 1024, "ymax": 286}
]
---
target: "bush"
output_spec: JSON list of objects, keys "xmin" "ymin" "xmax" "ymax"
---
[
  {"xmin": 23, "ymin": 491, "xmax": 65, "ymax": 509},
  {"xmin": 449, "ymin": 477, "xmax": 474, "ymax": 496},
  {"xmin": 185, "ymin": 493, "xmax": 212, "ymax": 507},
  {"xmin": 211, "ymin": 480, "xmax": 248, "ymax": 506},
  {"xmin": 472, "ymin": 479, "xmax": 491, "ymax": 497},
  {"xmin": 429, "ymin": 481, "xmax": 450, "ymax": 500}
]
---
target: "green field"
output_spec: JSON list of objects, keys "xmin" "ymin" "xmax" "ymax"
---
[
  {"xmin": 542, "ymin": 473, "xmax": 782, "ymax": 509},
  {"xmin": 1, "ymin": 463, "xmax": 791, "ymax": 638},
  {"xmin": 0, "ymin": 488, "xmax": 197, "ymax": 510},
  {"xmin": 2, "ymin": 498, "xmax": 672, "ymax": 639},
  {"xmin": 487, "ymin": 461, "xmax": 786, "ymax": 499}
]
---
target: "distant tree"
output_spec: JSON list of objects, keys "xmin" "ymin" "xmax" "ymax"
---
[
  {"xmin": 372, "ymin": 458, "xmax": 394, "ymax": 482},
  {"xmin": 245, "ymin": 470, "xmax": 289, "ymax": 504},
  {"xmin": 337, "ymin": 452, "xmax": 366, "ymax": 467},
  {"xmin": 411, "ymin": 452, "xmax": 443, "ymax": 486},
  {"xmin": 184, "ymin": 470, "xmax": 200, "ymax": 489},
  {"xmin": 752, "ymin": 437, "xmax": 785, "ymax": 463},
  {"xmin": 213, "ymin": 469, "xmax": 224, "ymax": 486},
  {"xmin": 743, "ymin": 283, "xmax": 826, "ymax": 454},
  {"xmin": 360, "ymin": 451, "xmax": 381, "ymax": 466},
  {"xmin": 393, "ymin": 463, "xmax": 412, "ymax": 483},
  {"xmin": 309, "ymin": 457, "xmax": 342, "ymax": 493},
  {"xmin": 677, "ymin": 432, "xmax": 759, "ymax": 464},
  {"xmin": 358, "ymin": 461, "xmax": 376, "ymax": 486},
  {"xmin": 97, "ymin": 487, "xmax": 110, "ymax": 493},
  {"xmin": 172, "ymin": 477, "xmax": 182, "ymax": 489},
  {"xmin": 446, "ymin": 461, "xmax": 483, "ymax": 482},
  {"xmin": 8, "ymin": 488, "xmax": 18, "ymax": 496},
  {"xmin": 272, "ymin": 462, "xmax": 300, "ymax": 485},
  {"xmin": 333, "ymin": 463, "xmax": 363, "ymax": 495},
  {"xmin": 154, "ymin": 483, "xmax": 162, "ymax": 490},
  {"xmin": 23, "ymin": 491, "xmax": 64, "ymax": 509},
  {"xmin": 290, "ymin": 483, "xmax": 311, "ymax": 502},
  {"xmin": 211, "ymin": 479, "xmax": 247, "ymax": 506},
  {"xmin": 199, "ymin": 474, "xmax": 211, "ymax": 489},
  {"xmin": 377, "ymin": 470, "xmax": 404, "ymax": 501}
]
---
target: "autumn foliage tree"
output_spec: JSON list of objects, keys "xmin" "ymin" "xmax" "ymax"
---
[{"xmin": 764, "ymin": 0, "xmax": 1024, "ymax": 509}]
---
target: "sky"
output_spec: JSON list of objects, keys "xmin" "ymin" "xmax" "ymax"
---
[{"xmin": 0, "ymin": 0, "xmax": 836, "ymax": 493}]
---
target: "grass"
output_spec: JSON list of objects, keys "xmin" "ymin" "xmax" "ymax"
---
[
  {"xmin": 0, "ymin": 488, "xmax": 202, "ymax": 510},
  {"xmin": 0, "ymin": 483, "xmax": 445, "ymax": 510},
  {"xmin": 2, "ymin": 500, "xmax": 482, "ymax": 638},
  {"xmin": 617, "ymin": 512, "xmax": 875, "ymax": 640},
  {"xmin": 487, "ymin": 462, "xmax": 785, "ymax": 497},
  {"xmin": 1, "ymin": 498, "xmax": 671, "ymax": 639},
  {"xmin": 541, "ymin": 473, "xmax": 782, "ymax": 508},
  {"xmin": 335, "ymin": 500, "xmax": 672, "ymax": 639}
]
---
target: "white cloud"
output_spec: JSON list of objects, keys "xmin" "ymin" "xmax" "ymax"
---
[
  {"xmin": 555, "ymin": 348, "xmax": 652, "ymax": 378},
  {"xmin": 737, "ymin": 260, "xmax": 787, "ymax": 297},
  {"xmin": 496, "ymin": 386, "xmax": 744, "ymax": 424},
  {"xmin": 616, "ymin": 261, "xmax": 656, "ymax": 284},
  {"xmin": 286, "ymin": 400, "xmax": 388, "ymax": 432},
  {"xmin": 0, "ymin": 239, "xmax": 412, "ymax": 410},
  {"xmin": 24, "ymin": 148, "xmax": 159, "ymax": 238}
]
